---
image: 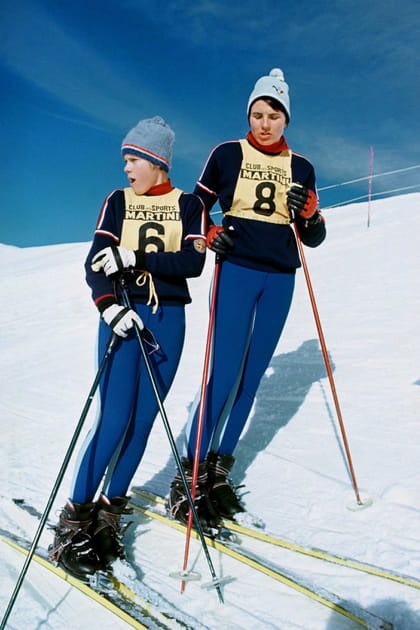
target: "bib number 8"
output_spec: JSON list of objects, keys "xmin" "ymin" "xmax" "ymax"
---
[{"xmin": 253, "ymin": 182, "xmax": 276, "ymax": 216}]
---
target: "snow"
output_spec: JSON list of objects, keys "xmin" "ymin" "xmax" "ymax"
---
[{"xmin": 1, "ymin": 193, "xmax": 419, "ymax": 630}]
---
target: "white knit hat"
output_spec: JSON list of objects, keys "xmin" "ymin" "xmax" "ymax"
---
[
  {"xmin": 121, "ymin": 116, "xmax": 175, "ymax": 172},
  {"xmin": 247, "ymin": 68, "xmax": 290, "ymax": 123}
]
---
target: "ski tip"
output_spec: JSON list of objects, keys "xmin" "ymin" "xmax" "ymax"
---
[
  {"xmin": 169, "ymin": 569, "xmax": 201, "ymax": 582},
  {"xmin": 346, "ymin": 495, "xmax": 373, "ymax": 511}
]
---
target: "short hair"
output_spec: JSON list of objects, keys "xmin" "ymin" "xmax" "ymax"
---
[{"xmin": 249, "ymin": 96, "xmax": 289, "ymax": 123}]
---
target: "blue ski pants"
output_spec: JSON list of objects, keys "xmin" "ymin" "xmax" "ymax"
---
[
  {"xmin": 187, "ymin": 261, "xmax": 295, "ymax": 460},
  {"xmin": 71, "ymin": 303, "xmax": 185, "ymax": 503}
]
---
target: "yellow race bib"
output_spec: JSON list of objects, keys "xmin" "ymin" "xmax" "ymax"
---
[
  {"xmin": 226, "ymin": 140, "xmax": 292, "ymax": 224},
  {"xmin": 121, "ymin": 188, "xmax": 183, "ymax": 252}
]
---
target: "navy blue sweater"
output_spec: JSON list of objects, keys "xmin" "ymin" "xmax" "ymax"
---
[
  {"xmin": 194, "ymin": 138, "xmax": 326, "ymax": 273},
  {"xmin": 85, "ymin": 185, "xmax": 206, "ymax": 311}
]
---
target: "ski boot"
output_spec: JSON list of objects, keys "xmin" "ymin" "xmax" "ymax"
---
[
  {"xmin": 207, "ymin": 453, "xmax": 245, "ymax": 520},
  {"xmin": 49, "ymin": 500, "xmax": 100, "ymax": 581},
  {"xmin": 168, "ymin": 457, "xmax": 219, "ymax": 529},
  {"xmin": 92, "ymin": 494, "xmax": 132, "ymax": 568}
]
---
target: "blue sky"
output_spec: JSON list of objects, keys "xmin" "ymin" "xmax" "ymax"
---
[{"xmin": 1, "ymin": 0, "xmax": 419, "ymax": 247}]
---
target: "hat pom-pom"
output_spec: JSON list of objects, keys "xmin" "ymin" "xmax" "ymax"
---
[{"xmin": 269, "ymin": 68, "xmax": 284, "ymax": 80}]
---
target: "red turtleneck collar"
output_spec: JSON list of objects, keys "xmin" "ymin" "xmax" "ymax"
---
[
  {"xmin": 145, "ymin": 179, "xmax": 174, "ymax": 195},
  {"xmin": 246, "ymin": 131, "xmax": 289, "ymax": 154}
]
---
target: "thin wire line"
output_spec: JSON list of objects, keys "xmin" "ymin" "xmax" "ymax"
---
[
  {"xmin": 323, "ymin": 184, "xmax": 420, "ymax": 209},
  {"xmin": 208, "ymin": 165, "xmax": 420, "ymax": 216},
  {"xmin": 318, "ymin": 165, "xmax": 420, "ymax": 191}
]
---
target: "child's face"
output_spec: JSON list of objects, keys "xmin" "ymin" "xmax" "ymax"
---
[
  {"xmin": 123, "ymin": 154, "xmax": 162, "ymax": 194},
  {"xmin": 249, "ymin": 99, "xmax": 287, "ymax": 145}
]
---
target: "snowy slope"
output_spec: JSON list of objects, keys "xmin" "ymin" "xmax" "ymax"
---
[{"xmin": 1, "ymin": 193, "xmax": 419, "ymax": 630}]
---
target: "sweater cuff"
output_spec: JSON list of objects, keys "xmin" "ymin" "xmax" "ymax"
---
[
  {"xmin": 295, "ymin": 211, "xmax": 322, "ymax": 228},
  {"xmin": 95, "ymin": 295, "xmax": 118, "ymax": 314},
  {"xmin": 307, "ymin": 210, "xmax": 323, "ymax": 225}
]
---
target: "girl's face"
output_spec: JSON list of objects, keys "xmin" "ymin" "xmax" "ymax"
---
[
  {"xmin": 123, "ymin": 155, "xmax": 166, "ymax": 194},
  {"xmin": 249, "ymin": 99, "xmax": 287, "ymax": 145}
]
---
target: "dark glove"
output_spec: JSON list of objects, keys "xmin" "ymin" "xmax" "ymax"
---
[
  {"xmin": 206, "ymin": 225, "xmax": 235, "ymax": 255},
  {"xmin": 287, "ymin": 184, "xmax": 318, "ymax": 220}
]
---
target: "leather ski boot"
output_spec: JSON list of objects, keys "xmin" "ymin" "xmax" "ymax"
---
[
  {"xmin": 92, "ymin": 495, "xmax": 132, "ymax": 568},
  {"xmin": 168, "ymin": 457, "xmax": 219, "ymax": 529},
  {"xmin": 207, "ymin": 453, "xmax": 245, "ymax": 520},
  {"xmin": 49, "ymin": 500, "xmax": 100, "ymax": 580}
]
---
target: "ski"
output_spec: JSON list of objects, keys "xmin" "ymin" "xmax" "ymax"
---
[
  {"xmin": 132, "ymin": 487, "xmax": 420, "ymax": 591},
  {"xmin": 5, "ymin": 500, "xmax": 210, "ymax": 630},
  {"xmin": 2, "ymin": 531, "xmax": 153, "ymax": 630},
  {"xmin": 128, "ymin": 492, "xmax": 393, "ymax": 630}
]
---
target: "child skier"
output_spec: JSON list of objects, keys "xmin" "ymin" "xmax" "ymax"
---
[
  {"xmin": 50, "ymin": 116, "xmax": 206, "ymax": 580},
  {"xmin": 168, "ymin": 69, "xmax": 326, "ymax": 526}
]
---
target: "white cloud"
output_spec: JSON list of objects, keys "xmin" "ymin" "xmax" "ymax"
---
[
  {"xmin": 1, "ymin": 0, "xmax": 417, "ymax": 185},
  {"xmin": 0, "ymin": 1, "xmax": 218, "ymax": 163},
  {"xmin": 0, "ymin": 1, "xmax": 158, "ymax": 131},
  {"xmin": 120, "ymin": 0, "xmax": 419, "ymax": 79}
]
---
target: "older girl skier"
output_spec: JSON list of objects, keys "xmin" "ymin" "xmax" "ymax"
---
[{"xmin": 169, "ymin": 69, "xmax": 326, "ymax": 526}]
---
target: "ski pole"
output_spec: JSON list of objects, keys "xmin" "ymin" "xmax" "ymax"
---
[
  {"xmin": 293, "ymin": 223, "xmax": 366, "ymax": 507},
  {"xmin": 118, "ymin": 277, "xmax": 224, "ymax": 603},
  {"xmin": 0, "ymin": 332, "xmax": 118, "ymax": 630},
  {"xmin": 181, "ymin": 257, "xmax": 221, "ymax": 594}
]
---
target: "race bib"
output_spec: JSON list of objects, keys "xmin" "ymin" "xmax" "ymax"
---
[
  {"xmin": 121, "ymin": 188, "xmax": 183, "ymax": 252},
  {"xmin": 226, "ymin": 140, "xmax": 292, "ymax": 224}
]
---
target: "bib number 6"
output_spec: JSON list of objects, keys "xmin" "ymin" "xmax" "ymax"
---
[{"xmin": 138, "ymin": 222, "xmax": 165, "ymax": 252}]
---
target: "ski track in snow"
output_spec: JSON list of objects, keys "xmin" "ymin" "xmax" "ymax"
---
[{"xmin": 1, "ymin": 193, "xmax": 419, "ymax": 629}]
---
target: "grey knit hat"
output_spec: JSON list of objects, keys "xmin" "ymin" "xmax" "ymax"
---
[
  {"xmin": 247, "ymin": 68, "xmax": 290, "ymax": 123},
  {"xmin": 121, "ymin": 116, "xmax": 175, "ymax": 171}
]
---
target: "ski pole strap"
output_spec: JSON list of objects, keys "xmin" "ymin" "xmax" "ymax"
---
[
  {"xmin": 141, "ymin": 327, "xmax": 160, "ymax": 355},
  {"xmin": 136, "ymin": 271, "xmax": 159, "ymax": 313},
  {"xmin": 107, "ymin": 306, "xmax": 131, "ymax": 329}
]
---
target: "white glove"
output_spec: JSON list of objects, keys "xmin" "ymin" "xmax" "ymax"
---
[
  {"xmin": 102, "ymin": 304, "xmax": 144, "ymax": 338},
  {"xmin": 91, "ymin": 246, "xmax": 136, "ymax": 276}
]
